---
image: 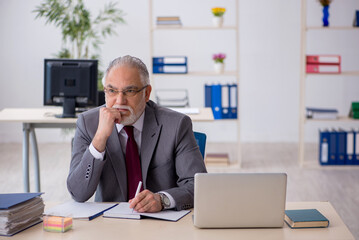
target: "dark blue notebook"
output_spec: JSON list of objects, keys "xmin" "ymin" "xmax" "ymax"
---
[
  {"xmin": 0, "ymin": 192, "xmax": 42, "ymax": 209},
  {"xmin": 284, "ymin": 209, "xmax": 329, "ymax": 228}
]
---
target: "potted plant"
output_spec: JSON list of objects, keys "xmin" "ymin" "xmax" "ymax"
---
[
  {"xmin": 212, "ymin": 53, "xmax": 226, "ymax": 73},
  {"xmin": 211, "ymin": 7, "xmax": 226, "ymax": 27},
  {"xmin": 33, "ymin": 0, "xmax": 125, "ymax": 100}
]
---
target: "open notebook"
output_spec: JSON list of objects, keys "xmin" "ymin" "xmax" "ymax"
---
[
  {"xmin": 44, "ymin": 201, "xmax": 117, "ymax": 220},
  {"xmin": 103, "ymin": 202, "xmax": 190, "ymax": 222}
]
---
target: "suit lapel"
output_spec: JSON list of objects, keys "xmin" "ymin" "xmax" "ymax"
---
[
  {"xmin": 106, "ymin": 125, "xmax": 127, "ymax": 200},
  {"xmin": 141, "ymin": 104, "xmax": 162, "ymax": 189}
]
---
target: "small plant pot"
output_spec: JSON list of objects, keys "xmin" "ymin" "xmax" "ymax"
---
[
  {"xmin": 212, "ymin": 16, "xmax": 223, "ymax": 27},
  {"xmin": 214, "ymin": 62, "xmax": 224, "ymax": 73}
]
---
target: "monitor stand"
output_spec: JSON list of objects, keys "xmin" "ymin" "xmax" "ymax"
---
[{"xmin": 56, "ymin": 97, "xmax": 76, "ymax": 118}]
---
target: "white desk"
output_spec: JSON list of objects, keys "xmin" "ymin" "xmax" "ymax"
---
[
  {"xmin": 0, "ymin": 202, "xmax": 354, "ymax": 240},
  {"xmin": 0, "ymin": 107, "xmax": 213, "ymax": 192}
]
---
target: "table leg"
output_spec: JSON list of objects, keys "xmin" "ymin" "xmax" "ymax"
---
[
  {"xmin": 30, "ymin": 127, "xmax": 40, "ymax": 192},
  {"xmin": 22, "ymin": 123, "xmax": 30, "ymax": 192}
]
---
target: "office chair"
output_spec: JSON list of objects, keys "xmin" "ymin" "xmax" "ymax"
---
[{"xmin": 194, "ymin": 131, "xmax": 207, "ymax": 159}]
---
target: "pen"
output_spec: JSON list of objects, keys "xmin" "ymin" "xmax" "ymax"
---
[
  {"xmin": 134, "ymin": 181, "xmax": 142, "ymax": 198},
  {"xmin": 132, "ymin": 181, "xmax": 142, "ymax": 213}
]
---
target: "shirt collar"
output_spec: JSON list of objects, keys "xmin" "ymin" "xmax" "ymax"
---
[{"xmin": 116, "ymin": 110, "xmax": 145, "ymax": 133}]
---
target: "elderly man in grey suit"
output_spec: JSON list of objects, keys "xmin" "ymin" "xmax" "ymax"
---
[{"xmin": 67, "ymin": 55, "xmax": 207, "ymax": 213}]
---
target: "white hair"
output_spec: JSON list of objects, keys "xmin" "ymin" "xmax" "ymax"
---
[{"xmin": 102, "ymin": 55, "xmax": 150, "ymax": 86}]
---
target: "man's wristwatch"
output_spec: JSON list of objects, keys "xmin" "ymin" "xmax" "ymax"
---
[{"xmin": 158, "ymin": 193, "xmax": 171, "ymax": 210}]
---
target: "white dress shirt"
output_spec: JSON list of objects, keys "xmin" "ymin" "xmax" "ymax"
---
[{"xmin": 88, "ymin": 111, "xmax": 175, "ymax": 209}]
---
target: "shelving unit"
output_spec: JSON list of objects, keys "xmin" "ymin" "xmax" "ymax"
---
[
  {"xmin": 298, "ymin": 0, "xmax": 359, "ymax": 167},
  {"xmin": 149, "ymin": 0, "xmax": 241, "ymax": 166}
]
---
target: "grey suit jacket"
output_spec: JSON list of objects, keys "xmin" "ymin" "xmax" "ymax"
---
[{"xmin": 67, "ymin": 100, "xmax": 207, "ymax": 210}]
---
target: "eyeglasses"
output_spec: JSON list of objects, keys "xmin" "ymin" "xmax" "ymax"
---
[{"xmin": 104, "ymin": 85, "xmax": 148, "ymax": 97}]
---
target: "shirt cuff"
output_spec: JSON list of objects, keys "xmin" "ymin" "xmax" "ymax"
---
[
  {"xmin": 89, "ymin": 143, "xmax": 105, "ymax": 160},
  {"xmin": 159, "ymin": 191, "xmax": 176, "ymax": 209}
]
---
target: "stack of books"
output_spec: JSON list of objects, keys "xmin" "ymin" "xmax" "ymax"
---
[
  {"xmin": 319, "ymin": 128, "xmax": 359, "ymax": 165},
  {"xmin": 156, "ymin": 16, "xmax": 182, "ymax": 27},
  {"xmin": 205, "ymin": 83, "xmax": 238, "ymax": 119},
  {"xmin": 205, "ymin": 153, "xmax": 229, "ymax": 166},
  {"xmin": 306, "ymin": 55, "xmax": 341, "ymax": 74},
  {"xmin": 306, "ymin": 107, "xmax": 338, "ymax": 120},
  {"xmin": 152, "ymin": 56, "xmax": 187, "ymax": 74},
  {"xmin": 0, "ymin": 193, "xmax": 44, "ymax": 236}
]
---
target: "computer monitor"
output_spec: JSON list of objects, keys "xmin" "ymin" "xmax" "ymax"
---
[{"xmin": 44, "ymin": 59, "xmax": 98, "ymax": 118}]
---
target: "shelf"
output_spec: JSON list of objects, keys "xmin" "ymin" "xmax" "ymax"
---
[
  {"xmin": 153, "ymin": 71, "xmax": 237, "ymax": 76},
  {"xmin": 301, "ymin": 160, "xmax": 359, "ymax": 169},
  {"xmin": 305, "ymin": 116, "xmax": 359, "ymax": 123},
  {"xmin": 306, "ymin": 71, "xmax": 359, "ymax": 76},
  {"xmin": 299, "ymin": 0, "xmax": 359, "ymax": 167},
  {"xmin": 306, "ymin": 26, "xmax": 359, "ymax": 30},
  {"xmin": 149, "ymin": 0, "xmax": 241, "ymax": 166},
  {"xmin": 152, "ymin": 26, "xmax": 237, "ymax": 31}
]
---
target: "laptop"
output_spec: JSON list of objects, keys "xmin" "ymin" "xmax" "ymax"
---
[{"xmin": 193, "ymin": 172, "xmax": 287, "ymax": 228}]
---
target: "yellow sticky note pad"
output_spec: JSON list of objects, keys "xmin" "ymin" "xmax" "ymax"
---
[{"xmin": 43, "ymin": 216, "xmax": 73, "ymax": 233}]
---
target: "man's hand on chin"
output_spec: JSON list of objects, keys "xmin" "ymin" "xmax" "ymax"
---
[{"xmin": 92, "ymin": 107, "xmax": 122, "ymax": 152}]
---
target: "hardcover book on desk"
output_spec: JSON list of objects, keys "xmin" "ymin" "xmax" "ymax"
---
[{"xmin": 284, "ymin": 209, "xmax": 329, "ymax": 228}]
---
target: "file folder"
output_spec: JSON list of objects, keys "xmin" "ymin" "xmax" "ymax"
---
[
  {"xmin": 0, "ymin": 192, "xmax": 42, "ymax": 209},
  {"xmin": 306, "ymin": 64, "xmax": 341, "ymax": 74},
  {"xmin": 204, "ymin": 84, "xmax": 212, "ymax": 108},
  {"xmin": 336, "ymin": 129, "xmax": 346, "ymax": 165},
  {"xmin": 152, "ymin": 56, "xmax": 187, "ymax": 65},
  {"xmin": 355, "ymin": 129, "xmax": 359, "ymax": 164},
  {"xmin": 329, "ymin": 130, "xmax": 337, "ymax": 165},
  {"xmin": 229, "ymin": 84, "xmax": 238, "ymax": 119},
  {"xmin": 346, "ymin": 129, "xmax": 355, "ymax": 165},
  {"xmin": 153, "ymin": 65, "xmax": 187, "ymax": 74},
  {"xmin": 306, "ymin": 55, "xmax": 341, "ymax": 65},
  {"xmin": 211, "ymin": 84, "xmax": 222, "ymax": 119},
  {"xmin": 319, "ymin": 130, "xmax": 330, "ymax": 165},
  {"xmin": 221, "ymin": 84, "xmax": 230, "ymax": 119}
]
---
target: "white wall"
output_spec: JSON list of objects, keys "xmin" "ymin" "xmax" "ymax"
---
[
  {"xmin": 0, "ymin": 0, "xmax": 358, "ymax": 143},
  {"xmin": 0, "ymin": 0, "xmax": 150, "ymax": 143}
]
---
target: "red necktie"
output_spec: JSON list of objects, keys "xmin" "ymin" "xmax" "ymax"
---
[{"xmin": 123, "ymin": 126, "xmax": 143, "ymax": 200}]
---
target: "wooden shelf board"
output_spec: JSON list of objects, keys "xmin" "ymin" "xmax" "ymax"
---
[
  {"xmin": 301, "ymin": 160, "xmax": 359, "ymax": 169},
  {"xmin": 305, "ymin": 116, "xmax": 359, "ymax": 123},
  {"xmin": 153, "ymin": 71, "xmax": 237, "ymax": 76},
  {"xmin": 306, "ymin": 26, "xmax": 359, "ymax": 30},
  {"xmin": 152, "ymin": 26, "xmax": 237, "ymax": 31},
  {"xmin": 306, "ymin": 71, "xmax": 359, "ymax": 76}
]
